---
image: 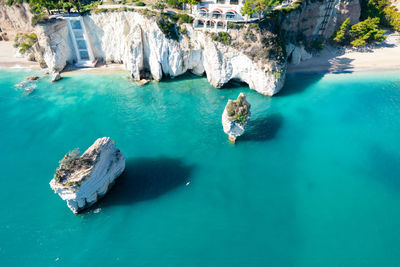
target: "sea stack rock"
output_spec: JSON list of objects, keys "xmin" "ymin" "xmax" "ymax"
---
[
  {"xmin": 49, "ymin": 137, "xmax": 125, "ymax": 214},
  {"xmin": 222, "ymin": 93, "xmax": 251, "ymax": 143}
]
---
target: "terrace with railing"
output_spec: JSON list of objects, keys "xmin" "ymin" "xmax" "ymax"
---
[{"xmin": 192, "ymin": 0, "xmax": 246, "ymax": 31}]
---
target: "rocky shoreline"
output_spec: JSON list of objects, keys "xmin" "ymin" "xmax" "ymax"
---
[{"xmin": 0, "ymin": 1, "xmax": 363, "ymax": 96}]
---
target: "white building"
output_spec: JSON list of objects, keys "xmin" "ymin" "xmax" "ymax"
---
[{"xmin": 193, "ymin": 0, "xmax": 247, "ymax": 31}]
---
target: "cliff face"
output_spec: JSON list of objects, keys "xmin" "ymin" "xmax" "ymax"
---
[
  {"xmin": 35, "ymin": 20, "xmax": 76, "ymax": 72},
  {"xmin": 0, "ymin": 3, "xmax": 33, "ymax": 39},
  {"xmin": 282, "ymin": 0, "xmax": 361, "ymax": 41},
  {"xmin": 36, "ymin": 12, "xmax": 285, "ymax": 96},
  {"xmin": 281, "ymin": 0, "xmax": 361, "ymax": 64},
  {"xmin": 0, "ymin": 1, "xmax": 360, "ymax": 95}
]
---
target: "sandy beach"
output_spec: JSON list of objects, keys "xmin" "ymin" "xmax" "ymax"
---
[
  {"xmin": 0, "ymin": 41, "xmax": 39, "ymax": 69},
  {"xmin": 288, "ymin": 33, "xmax": 400, "ymax": 73}
]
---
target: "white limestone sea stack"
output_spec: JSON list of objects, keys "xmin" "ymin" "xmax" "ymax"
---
[
  {"xmin": 222, "ymin": 93, "xmax": 251, "ymax": 143},
  {"xmin": 49, "ymin": 137, "xmax": 125, "ymax": 214}
]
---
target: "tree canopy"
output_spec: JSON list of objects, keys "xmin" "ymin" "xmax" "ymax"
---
[
  {"xmin": 9, "ymin": 0, "xmax": 95, "ymax": 14},
  {"xmin": 241, "ymin": 0, "xmax": 280, "ymax": 19},
  {"xmin": 333, "ymin": 17, "xmax": 386, "ymax": 47}
]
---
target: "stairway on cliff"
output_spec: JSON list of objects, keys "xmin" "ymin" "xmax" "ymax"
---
[
  {"xmin": 64, "ymin": 16, "xmax": 96, "ymax": 67},
  {"xmin": 316, "ymin": 0, "xmax": 338, "ymax": 39}
]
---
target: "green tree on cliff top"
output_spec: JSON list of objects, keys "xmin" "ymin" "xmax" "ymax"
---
[{"xmin": 241, "ymin": 0, "xmax": 280, "ymax": 19}]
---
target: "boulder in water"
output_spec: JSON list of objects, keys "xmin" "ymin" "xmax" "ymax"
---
[
  {"xmin": 51, "ymin": 72, "xmax": 61, "ymax": 82},
  {"xmin": 222, "ymin": 93, "xmax": 251, "ymax": 143},
  {"xmin": 26, "ymin": 75, "xmax": 39, "ymax": 81},
  {"xmin": 136, "ymin": 79, "xmax": 150, "ymax": 86},
  {"xmin": 49, "ymin": 137, "xmax": 125, "ymax": 214}
]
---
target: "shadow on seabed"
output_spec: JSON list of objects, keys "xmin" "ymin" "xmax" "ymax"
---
[
  {"xmin": 240, "ymin": 113, "xmax": 284, "ymax": 142},
  {"xmin": 92, "ymin": 156, "xmax": 194, "ymax": 209}
]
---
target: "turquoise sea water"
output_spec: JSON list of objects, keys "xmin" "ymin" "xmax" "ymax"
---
[{"xmin": 1, "ymin": 69, "xmax": 400, "ymax": 266}]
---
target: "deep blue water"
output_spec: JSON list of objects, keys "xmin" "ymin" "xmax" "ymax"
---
[{"xmin": 1, "ymin": 69, "xmax": 400, "ymax": 266}]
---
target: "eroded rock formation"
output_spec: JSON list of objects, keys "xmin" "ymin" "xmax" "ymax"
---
[
  {"xmin": 222, "ymin": 92, "xmax": 251, "ymax": 143},
  {"xmin": 49, "ymin": 137, "xmax": 125, "ymax": 214},
  {"xmin": 0, "ymin": 0, "xmax": 361, "ymax": 95},
  {"xmin": 34, "ymin": 12, "xmax": 285, "ymax": 96}
]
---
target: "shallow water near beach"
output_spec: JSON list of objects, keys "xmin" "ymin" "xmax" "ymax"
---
[{"xmin": 1, "ymin": 69, "xmax": 400, "ymax": 266}]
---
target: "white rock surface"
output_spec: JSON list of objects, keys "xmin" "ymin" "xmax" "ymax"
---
[
  {"xmin": 50, "ymin": 137, "xmax": 125, "ymax": 214},
  {"xmin": 286, "ymin": 43, "xmax": 313, "ymax": 65},
  {"xmin": 37, "ymin": 12, "xmax": 285, "ymax": 96},
  {"xmin": 51, "ymin": 72, "xmax": 61, "ymax": 82},
  {"xmin": 222, "ymin": 93, "xmax": 251, "ymax": 143},
  {"xmin": 35, "ymin": 20, "xmax": 77, "ymax": 72}
]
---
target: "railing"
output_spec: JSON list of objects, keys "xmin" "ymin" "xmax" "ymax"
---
[
  {"xmin": 196, "ymin": 12, "xmax": 240, "ymax": 20},
  {"xmin": 194, "ymin": 19, "xmax": 227, "ymax": 31}
]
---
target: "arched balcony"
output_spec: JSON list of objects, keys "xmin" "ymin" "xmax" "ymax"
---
[
  {"xmin": 199, "ymin": 8, "xmax": 209, "ymax": 18},
  {"xmin": 225, "ymin": 10, "xmax": 236, "ymax": 20},
  {"xmin": 211, "ymin": 9, "xmax": 223, "ymax": 19},
  {"xmin": 216, "ymin": 21, "xmax": 226, "ymax": 30},
  {"xmin": 206, "ymin": 20, "xmax": 216, "ymax": 29},
  {"xmin": 194, "ymin": 19, "xmax": 205, "ymax": 28}
]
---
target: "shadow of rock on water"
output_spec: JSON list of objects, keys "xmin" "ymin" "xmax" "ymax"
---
[
  {"xmin": 98, "ymin": 157, "xmax": 194, "ymax": 208},
  {"xmin": 240, "ymin": 113, "xmax": 284, "ymax": 142},
  {"xmin": 277, "ymin": 72, "xmax": 325, "ymax": 97}
]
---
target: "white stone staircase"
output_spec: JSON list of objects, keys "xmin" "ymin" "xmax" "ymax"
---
[{"xmin": 65, "ymin": 16, "xmax": 96, "ymax": 67}]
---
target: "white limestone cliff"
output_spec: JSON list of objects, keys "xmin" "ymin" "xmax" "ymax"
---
[
  {"xmin": 50, "ymin": 137, "xmax": 125, "ymax": 214},
  {"xmin": 35, "ymin": 20, "xmax": 76, "ymax": 73},
  {"xmin": 222, "ymin": 92, "xmax": 251, "ymax": 143},
  {"xmin": 36, "ymin": 12, "xmax": 285, "ymax": 96},
  {"xmin": 285, "ymin": 43, "xmax": 313, "ymax": 65}
]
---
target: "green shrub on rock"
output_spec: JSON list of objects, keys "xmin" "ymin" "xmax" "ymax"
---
[
  {"xmin": 211, "ymin": 32, "xmax": 232, "ymax": 46},
  {"xmin": 226, "ymin": 94, "xmax": 250, "ymax": 125},
  {"xmin": 14, "ymin": 32, "xmax": 38, "ymax": 54},
  {"xmin": 54, "ymin": 149, "xmax": 94, "ymax": 185},
  {"xmin": 157, "ymin": 17, "xmax": 179, "ymax": 41},
  {"xmin": 384, "ymin": 6, "xmax": 400, "ymax": 32},
  {"xmin": 333, "ymin": 18, "xmax": 350, "ymax": 45}
]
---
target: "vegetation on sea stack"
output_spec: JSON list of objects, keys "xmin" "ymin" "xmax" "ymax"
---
[
  {"xmin": 226, "ymin": 94, "xmax": 251, "ymax": 125},
  {"xmin": 54, "ymin": 149, "xmax": 93, "ymax": 185}
]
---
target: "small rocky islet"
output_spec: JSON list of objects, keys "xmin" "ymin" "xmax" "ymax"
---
[
  {"xmin": 51, "ymin": 94, "xmax": 252, "ymax": 213},
  {"xmin": 50, "ymin": 137, "xmax": 125, "ymax": 214},
  {"xmin": 222, "ymin": 93, "xmax": 251, "ymax": 143}
]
